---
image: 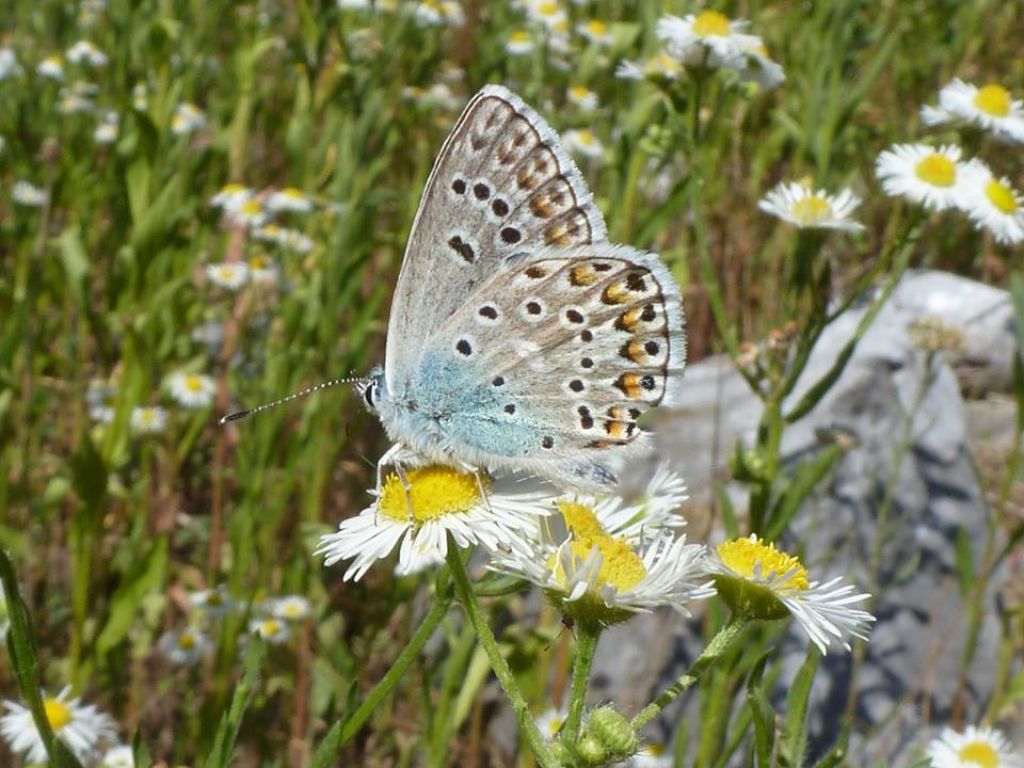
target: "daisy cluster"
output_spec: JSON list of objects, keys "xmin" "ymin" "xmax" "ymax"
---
[
  {"xmin": 157, "ymin": 587, "xmax": 314, "ymax": 666},
  {"xmin": 0, "ymin": 686, "xmax": 134, "ymax": 767},
  {"xmin": 617, "ymin": 9, "xmax": 784, "ymax": 92},
  {"xmin": 84, "ymin": 369, "xmax": 217, "ymax": 439},
  {"xmin": 875, "ymin": 79, "xmax": 1024, "ymax": 244},
  {"xmin": 317, "ymin": 462, "xmax": 873, "ymax": 652}
]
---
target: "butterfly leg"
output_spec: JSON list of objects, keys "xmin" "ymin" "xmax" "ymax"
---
[{"xmin": 376, "ymin": 442, "xmax": 421, "ymax": 517}]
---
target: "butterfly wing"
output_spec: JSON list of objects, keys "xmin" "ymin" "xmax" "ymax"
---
[
  {"xmin": 408, "ymin": 242, "xmax": 686, "ymax": 491},
  {"xmin": 384, "ymin": 84, "xmax": 608, "ymax": 391}
]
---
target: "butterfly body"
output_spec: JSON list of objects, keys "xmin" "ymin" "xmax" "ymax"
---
[{"xmin": 364, "ymin": 86, "xmax": 686, "ymax": 492}]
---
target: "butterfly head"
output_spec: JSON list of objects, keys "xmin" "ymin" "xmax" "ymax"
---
[{"xmin": 357, "ymin": 366, "xmax": 386, "ymax": 413}]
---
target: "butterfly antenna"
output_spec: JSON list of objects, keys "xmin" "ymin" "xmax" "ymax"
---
[{"xmin": 219, "ymin": 376, "xmax": 366, "ymax": 425}]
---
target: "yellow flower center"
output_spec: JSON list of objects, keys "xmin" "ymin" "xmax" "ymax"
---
[
  {"xmin": 280, "ymin": 602, "xmax": 303, "ymax": 619},
  {"xmin": 240, "ymin": 199, "xmax": 262, "ymax": 216},
  {"xmin": 220, "ymin": 183, "xmax": 245, "ymax": 196},
  {"xmin": 985, "ymin": 179, "xmax": 1018, "ymax": 214},
  {"xmin": 215, "ymin": 266, "xmax": 238, "ymax": 280},
  {"xmin": 693, "ymin": 10, "xmax": 731, "ymax": 37},
  {"xmin": 584, "ymin": 19, "xmax": 608, "ymax": 36},
  {"xmin": 260, "ymin": 224, "xmax": 281, "ymax": 237},
  {"xmin": 559, "ymin": 500, "xmax": 605, "ymax": 539},
  {"xmin": 248, "ymin": 255, "xmax": 270, "ymax": 270},
  {"xmin": 974, "ymin": 84, "xmax": 1011, "ymax": 118},
  {"xmin": 545, "ymin": 715, "xmax": 564, "ymax": 737},
  {"xmin": 958, "ymin": 741, "xmax": 999, "ymax": 768},
  {"xmin": 510, "ymin": 30, "xmax": 529, "ymax": 43},
  {"xmin": 646, "ymin": 52, "xmax": 682, "ymax": 77},
  {"xmin": 575, "ymin": 130, "xmax": 596, "ymax": 146},
  {"xmin": 179, "ymin": 631, "xmax": 196, "ymax": 650},
  {"xmin": 569, "ymin": 85, "xmax": 591, "ymax": 101},
  {"xmin": 914, "ymin": 153, "xmax": 957, "ymax": 187},
  {"xmin": 716, "ymin": 535, "xmax": 809, "ymax": 591},
  {"xmin": 791, "ymin": 195, "xmax": 833, "ymax": 224},
  {"xmin": 184, "ymin": 375, "xmax": 205, "ymax": 393},
  {"xmin": 139, "ymin": 409, "xmax": 156, "ymax": 425},
  {"xmin": 378, "ymin": 466, "xmax": 487, "ymax": 523},
  {"xmin": 537, "ymin": 1, "xmax": 559, "ymax": 16},
  {"xmin": 260, "ymin": 619, "xmax": 282, "ymax": 636},
  {"xmin": 43, "ymin": 698, "xmax": 72, "ymax": 731},
  {"xmin": 282, "ymin": 186, "xmax": 304, "ymax": 199},
  {"xmin": 568, "ymin": 535, "xmax": 647, "ymax": 591}
]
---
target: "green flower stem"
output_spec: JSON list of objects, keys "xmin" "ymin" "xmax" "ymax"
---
[
  {"xmin": 445, "ymin": 546, "xmax": 559, "ymax": 768},
  {"xmin": 336, "ymin": 587, "xmax": 452, "ymax": 748},
  {"xmin": 631, "ymin": 615, "xmax": 749, "ymax": 730},
  {"xmin": 561, "ymin": 623, "xmax": 600, "ymax": 750}
]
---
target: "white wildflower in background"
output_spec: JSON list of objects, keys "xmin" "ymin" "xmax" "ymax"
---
[
  {"xmin": 102, "ymin": 744, "xmax": 135, "ymax": 768},
  {"xmin": 188, "ymin": 585, "xmax": 236, "ymax": 618},
  {"xmin": 0, "ymin": 47, "xmax": 21, "ymax": 80},
  {"xmin": 958, "ymin": 160, "xmax": 1024, "ymax": 244},
  {"xmin": 205, "ymin": 262, "xmax": 249, "ymax": 290},
  {"xmin": 131, "ymin": 82, "xmax": 148, "ymax": 110},
  {"xmin": 57, "ymin": 85, "xmax": 96, "ymax": 115},
  {"xmin": 266, "ymin": 186, "xmax": 313, "ymax": 214},
  {"xmin": 254, "ymin": 224, "xmax": 315, "ymax": 253},
  {"xmin": 267, "ymin": 595, "xmax": 312, "ymax": 622},
  {"xmin": 758, "ymin": 182, "xmax": 865, "ymax": 232},
  {"xmin": 524, "ymin": 0, "xmax": 568, "ymax": 33},
  {"xmin": 926, "ymin": 725, "xmax": 1022, "ymax": 768},
  {"xmin": 166, "ymin": 371, "xmax": 216, "ymax": 408},
  {"xmin": 170, "ymin": 102, "xmax": 206, "ymax": 135},
  {"xmin": 738, "ymin": 45, "xmax": 786, "ymax": 91},
  {"xmin": 337, "ymin": 0, "xmax": 372, "ymax": 9},
  {"xmin": 921, "ymin": 79, "xmax": 1024, "ymax": 145},
  {"xmin": 0, "ymin": 687, "xmax": 117, "ymax": 764},
  {"xmin": 87, "ymin": 379, "xmax": 117, "ymax": 424},
  {"xmin": 535, "ymin": 707, "xmax": 568, "ymax": 742},
  {"xmin": 615, "ymin": 52, "xmax": 683, "ymax": 82},
  {"xmin": 620, "ymin": 744, "xmax": 674, "ymax": 767},
  {"xmin": 708, "ymin": 534, "xmax": 874, "ymax": 654},
  {"xmin": 402, "ymin": 83, "xmax": 459, "ymax": 110},
  {"xmin": 505, "ymin": 29, "xmax": 535, "ymax": 56},
  {"xmin": 247, "ymin": 254, "xmax": 280, "ymax": 286},
  {"xmin": 656, "ymin": 10, "xmax": 762, "ymax": 68},
  {"xmin": 210, "ymin": 183, "xmax": 252, "ymax": 210},
  {"xmin": 130, "ymin": 405, "xmax": 168, "ymax": 436},
  {"xmin": 316, "ymin": 465, "xmax": 554, "ymax": 581},
  {"xmin": 224, "ymin": 196, "xmax": 267, "ymax": 228},
  {"xmin": 37, "ymin": 55, "xmax": 65, "ymax": 80},
  {"xmin": 157, "ymin": 627, "xmax": 212, "ymax": 665},
  {"xmin": 411, "ymin": 0, "xmax": 464, "ymax": 26},
  {"xmin": 567, "ymin": 85, "xmax": 599, "ymax": 111},
  {"xmin": 12, "ymin": 181, "xmax": 48, "ymax": 207},
  {"xmin": 249, "ymin": 616, "xmax": 292, "ymax": 644},
  {"xmin": 576, "ymin": 19, "xmax": 613, "ymax": 46},
  {"xmin": 563, "ymin": 128, "xmax": 605, "ymax": 160},
  {"xmin": 66, "ymin": 40, "xmax": 108, "ymax": 67},
  {"xmin": 875, "ymin": 143, "xmax": 969, "ymax": 211},
  {"xmin": 94, "ymin": 111, "xmax": 119, "ymax": 144}
]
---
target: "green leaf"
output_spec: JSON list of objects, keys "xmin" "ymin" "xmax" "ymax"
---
[
  {"xmin": 57, "ymin": 226, "xmax": 90, "ymax": 305},
  {"xmin": 954, "ymin": 527, "xmax": 975, "ymax": 597},
  {"xmin": 202, "ymin": 639, "xmax": 264, "ymax": 768},
  {"xmin": 781, "ymin": 647, "xmax": 819, "ymax": 768},
  {"xmin": 450, "ymin": 645, "xmax": 491, "ymax": 731},
  {"xmin": 767, "ymin": 444, "xmax": 844, "ymax": 539},
  {"xmin": 96, "ymin": 536, "xmax": 169, "ymax": 655},
  {"xmin": 745, "ymin": 652, "xmax": 776, "ymax": 768},
  {"xmin": 70, "ymin": 431, "xmax": 108, "ymax": 512}
]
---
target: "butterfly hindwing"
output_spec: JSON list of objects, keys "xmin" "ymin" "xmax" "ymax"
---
[{"xmin": 384, "ymin": 85, "xmax": 608, "ymax": 390}]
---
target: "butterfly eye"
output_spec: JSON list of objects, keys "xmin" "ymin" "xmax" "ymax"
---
[{"xmin": 363, "ymin": 383, "xmax": 376, "ymax": 410}]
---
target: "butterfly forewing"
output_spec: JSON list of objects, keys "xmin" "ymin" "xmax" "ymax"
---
[{"xmin": 384, "ymin": 85, "xmax": 608, "ymax": 390}]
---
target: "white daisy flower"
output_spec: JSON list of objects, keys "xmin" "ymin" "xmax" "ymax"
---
[
  {"xmin": 875, "ymin": 143, "xmax": 970, "ymax": 211},
  {"xmin": 37, "ymin": 55, "xmax": 65, "ymax": 80},
  {"xmin": 266, "ymin": 186, "xmax": 313, "ymax": 214},
  {"xmin": 505, "ymin": 29, "xmax": 535, "ymax": 56},
  {"xmin": 337, "ymin": 0, "xmax": 372, "ymax": 8},
  {"xmin": 493, "ymin": 494, "xmax": 713, "ymax": 625},
  {"xmin": 157, "ymin": 627, "xmax": 212, "ymax": 665},
  {"xmin": 411, "ymin": 0, "xmax": 464, "ymax": 26},
  {"xmin": 170, "ymin": 102, "xmax": 205, "ymax": 135},
  {"xmin": 249, "ymin": 616, "xmax": 292, "ymax": 644},
  {"xmin": 166, "ymin": 371, "xmax": 215, "ymax": 409},
  {"xmin": 12, "ymin": 180, "xmax": 48, "ymax": 207},
  {"xmin": 57, "ymin": 85, "xmax": 96, "ymax": 115},
  {"xmin": 737, "ymin": 45, "xmax": 785, "ymax": 91},
  {"xmin": 255, "ymin": 225, "xmax": 315, "ymax": 253},
  {"xmin": 316, "ymin": 465, "xmax": 555, "ymax": 582},
  {"xmin": 266, "ymin": 595, "xmax": 312, "ymax": 622},
  {"xmin": 927, "ymin": 725, "xmax": 1022, "ymax": 768},
  {"xmin": 94, "ymin": 111, "xmax": 119, "ymax": 145},
  {"xmin": 131, "ymin": 82, "xmax": 149, "ymax": 110},
  {"xmin": 102, "ymin": 744, "xmax": 135, "ymax": 768},
  {"xmin": 615, "ymin": 52, "xmax": 683, "ymax": 82},
  {"xmin": 758, "ymin": 182, "xmax": 865, "ymax": 232},
  {"xmin": 567, "ymin": 85, "xmax": 599, "ymax": 111},
  {"xmin": 205, "ymin": 262, "xmax": 249, "ymax": 291},
  {"xmin": 0, "ymin": 687, "xmax": 117, "ymax": 764},
  {"xmin": 66, "ymin": 40, "xmax": 108, "ymax": 67},
  {"xmin": 0, "ymin": 48, "xmax": 20, "ymax": 80},
  {"xmin": 534, "ymin": 707, "xmax": 568, "ymax": 742},
  {"xmin": 210, "ymin": 183, "xmax": 252, "ymax": 210},
  {"xmin": 188, "ymin": 585, "xmax": 236, "ymax": 618},
  {"xmin": 246, "ymin": 254, "xmax": 280, "ymax": 286},
  {"xmin": 708, "ymin": 534, "xmax": 874, "ymax": 654},
  {"xmin": 563, "ymin": 128, "xmax": 605, "ymax": 160},
  {"xmin": 129, "ymin": 405, "xmax": 168, "ymax": 436},
  {"xmin": 577, "ymin": 19, "xmax": 613, "ymax": 46},
  {"xmin": 921, "ymin": 80, "xmax": 1024, "ymax": 145},
  {"xmin": 524, "ymin": 0, "xmax": 568, "ymax": 33},
  {"xmin": 225, "ymin": 197, "xmax": 267, "ymax": 228},
  {"xmin": 620, "ymin": 744, "xmax": 673, "ymax": 767},
  {"xmin": 656, "ymin": 11, "xmax": 763, "ymax": 69},
  {"xmin": 87, "ymin": 378, "xmax": 117, "ymax": 424},
  {"xmin": 957, "ymin": 160, "xmax": 1024, "ymax": 245}
]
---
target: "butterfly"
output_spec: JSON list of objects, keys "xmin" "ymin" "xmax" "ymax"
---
[{"xmin": 359, "ymin": 85, "xmax": 686, "ymax": 492}]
